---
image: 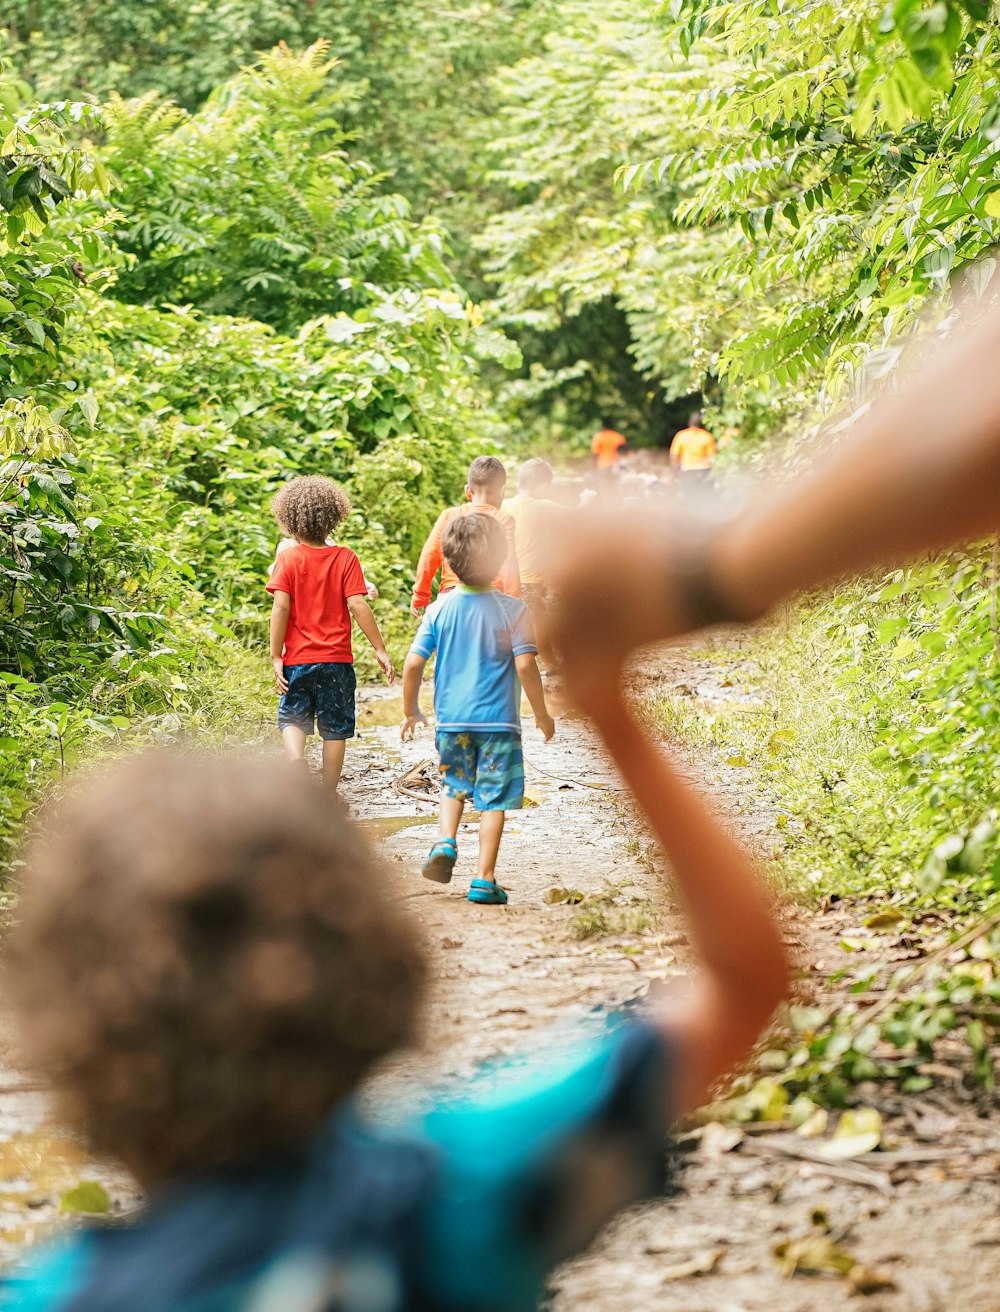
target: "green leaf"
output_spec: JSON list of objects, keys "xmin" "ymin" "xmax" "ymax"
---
[
  {"xmin": 60, "ymin": 1180, "xmax": 111, "ymax": 1215},
  {"xmin": 817, "ymin": 1107, "xmax": 882, "ymax": 1158},
  {"xmin": 23, "ymin": 318, "xmax": 47, "ymax": 348},
  {"xmin": 77, "ymin": 393, "xmax": 99, "ymax": 426}
]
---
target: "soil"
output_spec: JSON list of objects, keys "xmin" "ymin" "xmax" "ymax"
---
[{"xmin": 1, "ymin": 644, "xmax": 999, "ymax": 1307}]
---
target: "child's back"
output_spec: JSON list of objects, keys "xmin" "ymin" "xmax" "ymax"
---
[
  {"xmin": 417, "ymin": 586, "xmax": 531, "ymax": 732},
  {"xmin": 269, "ymin": 542, "xmax": 364, "ymax": 663}
]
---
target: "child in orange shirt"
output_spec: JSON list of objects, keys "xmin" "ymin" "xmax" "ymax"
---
[{"xmin": 410, "ymin": 457, "xmax": 520, "ymax": 617}]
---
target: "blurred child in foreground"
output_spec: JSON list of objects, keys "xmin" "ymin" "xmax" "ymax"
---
[{"xmin": 1, "ymin": 597, "xmax": 788, "ymax": 1308}]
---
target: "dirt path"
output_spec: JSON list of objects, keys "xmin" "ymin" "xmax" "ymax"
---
[
  {"xmin": 0, "ymin": 645, "xmax": 998, "ymax": 1307},
  {"xmin": 350, "ymin": 648, "xmax": 1000, "ymax": 1312}
]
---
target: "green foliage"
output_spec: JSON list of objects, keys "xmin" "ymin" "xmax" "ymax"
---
[
  {"xmin": 73, "ymin": 287, "xmax": 516, "ymax": 662},
  {"xmin": 0, "ymin": 37, "xmax": 521, "ymax": 871},
  {"xmin": 627, "ymin": 0, "xmax": 1000, "ymax": 410},
  {"xmin": 645, "ymin": 552, "xmax": 1000, "ymax": 1096},
  {"xmin": 2, "ymin": 1, "xmax": 367, "ymax": 110},
  {"xmin": 99, "ymin": 44, "xmax": 452, "ymax": 333},
  {"xmin": 478, "ymin": 0, "xmax": 722, "ymax": 444},
  {"xmin": 0, "ymin": 89, "xmax": 188, "ymax": 865}
]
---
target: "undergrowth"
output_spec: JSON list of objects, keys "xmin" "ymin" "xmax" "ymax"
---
[{"xmin": 642, "ymin": 551, "xmax": 1000, "ymax": 1109}]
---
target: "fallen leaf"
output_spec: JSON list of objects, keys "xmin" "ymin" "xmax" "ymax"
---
[
  {"xmin": 747, "ymin": 1077, "xmax": 789, "ymax": 1122},
  {"xmin": 864, "ymin": 909, "xmax": 905, "ymax": 930},
  {"xmin": 543, "ymin": 887, "xmax": 585, "ymax": 905},
  {"xmin": 796, "ymin": 1108, "xmax": 829, "ymax": 1139},
  {"xmin": 848, "ymin": 1265, "xmax": 897, "ymax": 1295},
  {"xmin": 699, "ymin": 1122, "xmax": 744, "ymax": 1156},
  {"xmin": 774, "ymin": 1234, "xmax": 855, "ymax": 1278},
  {"xmin": 660, "ymin": 1249, "xmax": 722, "ymax": 1282},
  {"xmin": 60, "ymin": 1180, "xmax": 110, "ymax": 1215},
  {"xmin": 817, "ymin": 1107, "xmax": 882, "ymax": 1159},
  {"xmin": 839, "ymin": 937, "xmax": 872, "ymax": 952}
]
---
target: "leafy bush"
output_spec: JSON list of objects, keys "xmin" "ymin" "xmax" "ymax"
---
[{"xmin": 0, "ymin": 45, "xmax": 520, "ymax": 872}]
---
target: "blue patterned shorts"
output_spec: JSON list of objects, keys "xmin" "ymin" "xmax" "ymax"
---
[
  {"xmin": 436, "ymin": 730, "xmax": 524, "ymax": 812},
  {"xmin": 278, "ymin": 663, "xmax": 356, "ymax": 740}
]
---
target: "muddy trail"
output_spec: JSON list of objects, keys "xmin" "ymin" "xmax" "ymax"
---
[{"xmin": 0, "ymin": 646, "xmax": 998, "ymax": 1308}]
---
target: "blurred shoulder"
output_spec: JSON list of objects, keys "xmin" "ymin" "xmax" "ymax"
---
[{"xmin": 0, "ymin": 1234, "xmax": 94, "ymax": 1310}]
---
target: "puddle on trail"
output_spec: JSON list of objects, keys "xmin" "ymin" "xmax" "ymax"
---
[
  {"xmin": 0, "ymin": 1128, "xmax": 92, "ymax": 1249},
  {"xmin": 356, "ymin": 695, "xmax": 405, "ymax": 728},
  {"xmin": 358, "ymin": 814, "xmax": 437, "ymax": 841},
  {"xmin": 0, "ymin": 1128, "xmax": 86, "ymax": 1195}
]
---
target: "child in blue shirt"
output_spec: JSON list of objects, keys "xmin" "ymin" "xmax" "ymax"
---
[
  {"xmin": 0, "ymin": 593, "xmax": 789, "ymax": 1311},
  {"xmin": 401, "ymin": 512, "xmax": 555, "ymax": 905}
]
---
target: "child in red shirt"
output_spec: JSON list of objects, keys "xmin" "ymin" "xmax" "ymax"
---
[{"xmin": 267, "ymin": 476, "xmax": 395, "ymax": 793}]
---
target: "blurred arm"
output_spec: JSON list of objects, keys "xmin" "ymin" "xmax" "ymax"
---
[
  {"xmin": 716, "ymin": 302, "xmax": 1000, "ymax": 619},
  {"xmin": 589, "ymin": 688, "xmax": 789, "ymax": 1116},
  {"xmin": 547, "ymin": 300, "xmax": 1000, "ymax": 676}
]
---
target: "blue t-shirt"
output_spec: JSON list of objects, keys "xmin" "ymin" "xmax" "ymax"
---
[
  {"xmin": 0, "ymin": 1019, "xmax": 674, "ymax": 1312},
  {"xmin": 410, "ymin": 587, "xmax": 537, "ymax": 734}
]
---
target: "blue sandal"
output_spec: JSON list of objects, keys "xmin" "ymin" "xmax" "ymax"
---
[
  {"xmin": 467, "ymin": 879, "xmax": 508, "ymax": 906},
  {"xmin": 422, "ymin": 837, "xmax": 457, "ymax": 884}
]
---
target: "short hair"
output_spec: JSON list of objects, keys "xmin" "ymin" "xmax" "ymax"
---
[
  {"xmin": 271, "ymin": 475, "xmax": 351, "ymax": 544},
  {"xmin": 517, "ymin": 458, "xmax": 554, "ymax": 493},
  {"xmin": 7, "ymin": 753, "xmax": 425, "ymax": 1184},
  {"xmin": 688, "ymin": 411, "xmax": 703, "ymax": 428},
  {"xmin": 600, "ymin": 418, "xmax": 615, "ymax": 431},
  {"xmin": 442, "ymin": 511, "xmax": 506, "ymax": 587},
  {"xmin": 467, "ymin": 456, "xmax": 506, "ymax": 492}
]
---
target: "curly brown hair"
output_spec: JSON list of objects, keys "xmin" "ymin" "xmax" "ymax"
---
[
  {"xmin": 6, "ymin": 753, "xmax": 426, "ymax": 1184},
  {"xmin": 271, "ymin": 475, "xmax": 352, "ymax": 544}
]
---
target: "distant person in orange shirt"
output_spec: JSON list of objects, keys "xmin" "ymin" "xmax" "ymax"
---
[
  {"xmin": 410, "ymin": 456, "xmax": 520, "ymax": 618},
  {"xmin": 670, "ymin": 411, "xmax": 717, "ymax": 479},
  {"xmin": 591, "ymin": 418, "xmax": 627, "ymax": 470}
]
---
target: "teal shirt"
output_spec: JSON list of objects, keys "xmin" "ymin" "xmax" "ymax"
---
[{"xmin": 0, "ymin": 1020, "xmax": 673, "ymax": 1312}]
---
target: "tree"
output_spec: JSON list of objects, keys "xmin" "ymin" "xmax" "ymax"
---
[
  {"xmin": 98, "ymin": 43, "xmax": 453, "ymax": 333},
  {"xmin": 625, "ymin": 0, "xmax": 1000, "ymax": 409},
  {"xmin": 476, "ymin": 0, "xmax": 737, "ymax": 446}
]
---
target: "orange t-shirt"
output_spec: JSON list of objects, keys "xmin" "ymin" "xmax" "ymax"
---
[
  {"xmin": 591, "ymin": 428, "xmax": 626, "ymax": 469},
  {"xmin": 670, "ymin": 426, "xmax": 717, "ymax": 471},
  {"xmin": 411, "ymin": 503, "xmax": 521, "ymax": 610},
  {"xmin": 266, "ymin": 543, "xmax": 367, "ymax": 664}
]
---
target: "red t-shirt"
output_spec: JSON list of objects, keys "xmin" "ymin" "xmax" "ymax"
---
[{"xmin": 266, "ymin": 543, "xmax": 367, "ymax": 664}]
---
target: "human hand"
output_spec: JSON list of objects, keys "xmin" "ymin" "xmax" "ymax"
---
[
  {"xmin": 541, "ymin": 503, "xmax": 683, "ymax": 659},
  {"xmin": 409, "ymin": 602, "xmax": 424, "ymax": 620},
  {"xmin": 400, "ymin": 712, "xmax": 428, "ymax": 741},
  {"xmin": 535, "ymin": 711, "xmax": 556, "ymax": 742},
  {"xmin": 271, "ymin": 657, "xmax": 288, "ymax": 695},
  {"xmin": 366, "ymin": 580, "xmax": 380, "ymax": 600},
  {"xmin": 375, "ymin": 649, "xmax": 396, "ymax": 684}
]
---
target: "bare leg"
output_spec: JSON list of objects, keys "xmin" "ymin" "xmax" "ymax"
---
[
  {"xmin": 477, "ymin": 809, "xmax": 506, "ymax": 882},
  {"xmin": 281, "ymin": 726, "xmax": 310, "ymax": 779},
  {"xmin": 321, "ymin": 739, "xmax": 347, "ymax": 794},
  {"xmin": 440, "ymin": 793, "xmax": 465, "ymax": 840}
]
